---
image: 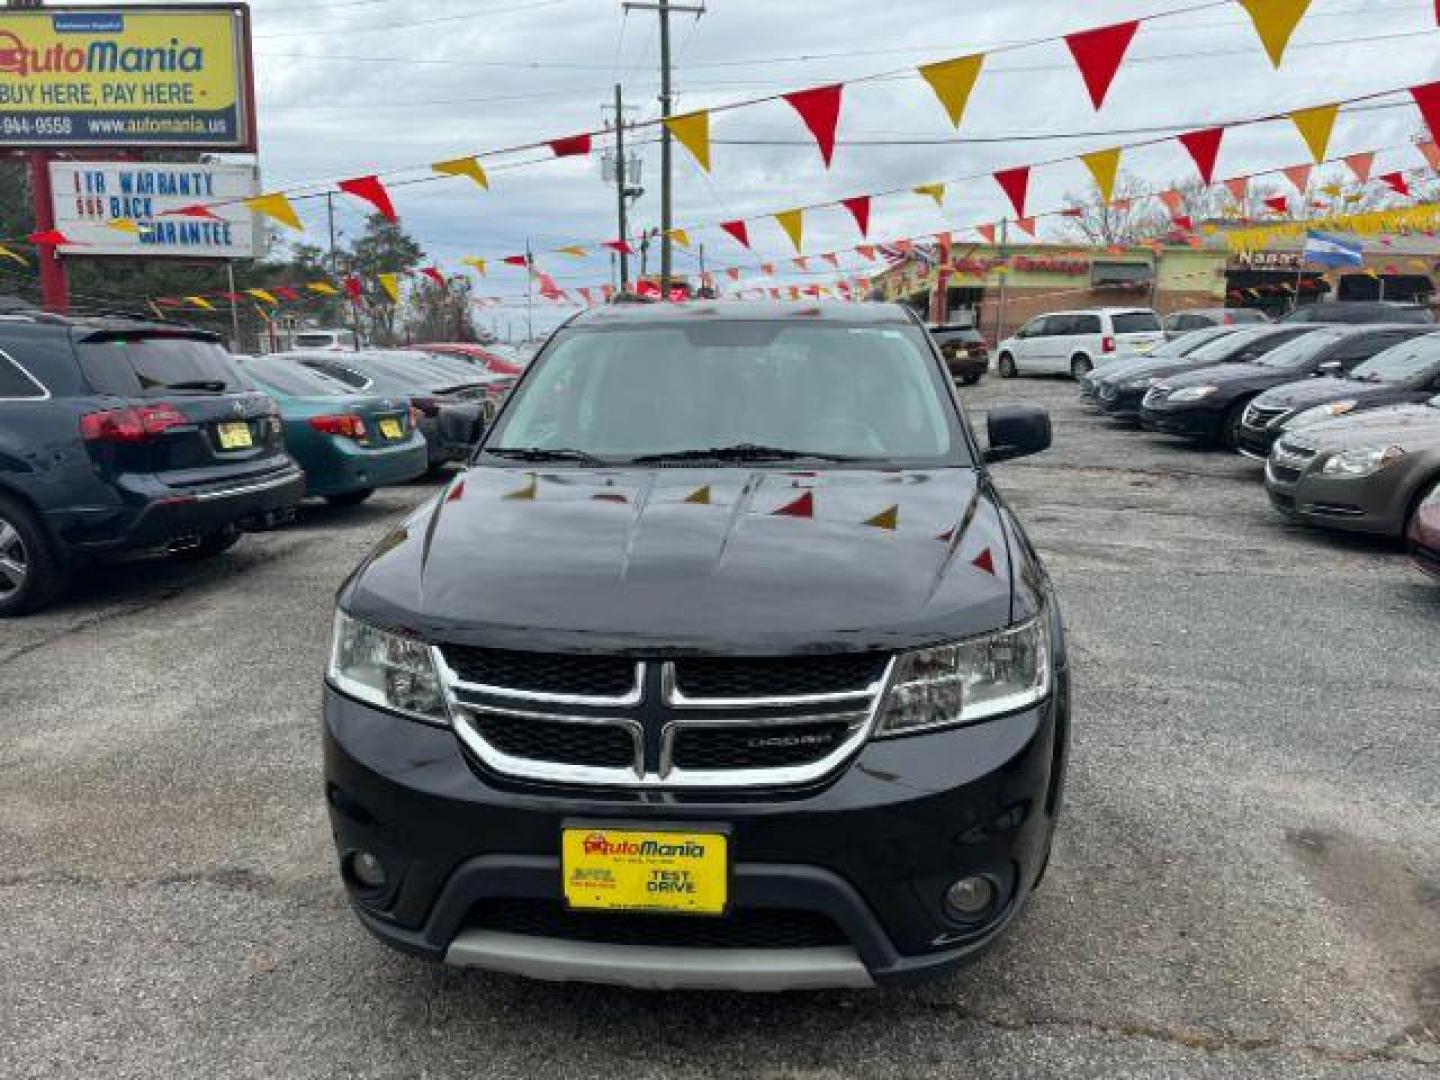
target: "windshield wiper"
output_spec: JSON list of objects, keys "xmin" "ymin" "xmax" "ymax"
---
[
  {"xmin": 162, "ymin": 380, "xmax": 229, "ymax": 392},
  {"xmin": 631, "ymin": 443, "xmax": 859, "ymax": 465},
  {"xmin": 485, "ymin": 447, "xmax": 609, "ymax": 465}
]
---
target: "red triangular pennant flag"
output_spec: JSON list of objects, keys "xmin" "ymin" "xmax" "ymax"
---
[
  {"xmin": 822, "ymin": 252, "xmax": 840, "ymax": 269},
  {"xmin": 1264, "ymin": 196, "xmax": 1291, "ymax": 214},
  {"xmin": 976, "ymin": 223, "xmax": 997, "ymax": 244},
  {"xmin": 994, "ymin": 167, "xmax": 1030, "ymax": 218},
  {"xmin": 343, "ymin": 276, "xmax": 363, "ymax": 301},
  {"xmin": 1015, "ymin": 217, "xmax": 1037, "ymax": 237},
  {"xmin": 168, "ymin": 204, "xmax": 222, "ymax": 219},
  {"xmin": 720, "ymin": 220, "xmax": 751, "ymax": 248},
  {"xmin": 783, "ymin": 84, "xmax": 844, "ymax": 167},
  {"xmin": 601, "ymin": 239, "xmax": 635, "ymax": 255},
  {"xmin": 1173, "ymin": 215, "xmax": 1194, "ymax": 233},
  {"xmin": 842, "ymin": 195, "xmax": 871, "ymax": 236},
  {"xmin": 972, "ymin": 547, "xmax": 996, "ymax": 575},
  {"xmin": 1179, "ymin": 127, "xmax": 1225, "ymax": 184},
  {"xmin": 338, "ymin": 175, "xmax": 398, "ymax": 222},
  {"xmin": 726, "ymin": 267, "xmax": 741, "ymax": 282},
  {"xmin": 855, "ymin": 243, "xmax": 877, "ymax": 260},
  {"xmin": 772, "ymin": 490, "xmax": 815, "ymax": 518},
  {"xmin": 1159, "ymin": 189, "xmax": 1185, "ymax": 215},
  {"xmin": 27, "ymin": 229, "xmax": 73, "ymax": 246},
  {"xmin": 1064, "ymin": 20, "xmax": 1140, "ymax": 109},
  {"xmin": 1380, "ymin": 171, "xmax": 1411, "ymax": 196},
  {"xmin": 503, "ymin": 254, "xmax": 529, "ymax": 267},
  {"xmin": 1283, "ymin": 164, "xmax": 1312, "ymax": 193},
  {"xmin": 421, "ymin": 267, "xmax": 447, "ymax": 288},
  {"xmin": 1412, "ymin": 82, "xmax": 1440, "ymax": 146},
  {"xmin": 273, "ymin": 285, "xmax": 300, "ymax": 301},
  {"xmin": 1225, "ymin": 176, "xmax": 1249, "ymax": 202},
  {"xmin": 548, "ymin": 133, "xmax": 593, "ymax": 157},
  {"xmin": 1345, "ymin": 152, "xmax": 1375, "ymax": 183}
]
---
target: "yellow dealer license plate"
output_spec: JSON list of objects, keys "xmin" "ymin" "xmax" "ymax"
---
[
  {"xmin": 217, "ymin": 421, "xmax": 253, "ymax": 450},
  {"xmin": 562, "ymin": 826, "xmax": 728, "ymax": 915},
  {"xmin": 379, "ymin": 418, "xmax": 404, "ymax": 440}
]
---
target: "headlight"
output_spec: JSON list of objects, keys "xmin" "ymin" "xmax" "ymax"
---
[
  {"xmin": 1320, "ymin": 445, "xmax": 1405, "ymax": 478},
  {"xmin": 1284, "ymin": 400, "xmax": 1356, "ymax": 429},
  {"xmin": 1168, "ymin": 385, "xmax": 1218, "ymax": 402},
  {"xmin": 874, "ymin": 616, "xmax": 1051, "ymax": 737},
  {"xmin": 1121, "ymin": 376, "xmax": 1158, "ymax": 390},
  {"xmin": 328, "ymin": 610, "xmax": 449, "ymax": 724}
]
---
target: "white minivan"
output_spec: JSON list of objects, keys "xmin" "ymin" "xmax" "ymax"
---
[{"xmin": 996, "ymin": 308, "xmax": 1165, "ymax": 380}]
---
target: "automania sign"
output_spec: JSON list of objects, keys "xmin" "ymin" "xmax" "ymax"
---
[{"xmin": 0, "ymin": 6, "xmax": 255, "ymax": 149}]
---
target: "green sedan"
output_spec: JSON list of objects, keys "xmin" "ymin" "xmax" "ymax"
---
[{"xmin": 235, "ymin": 355, "xmax": 429, "ymax": 506}]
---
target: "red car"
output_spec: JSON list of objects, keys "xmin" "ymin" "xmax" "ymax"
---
[
  {"xmin": 410, "ymin": 343, "xmax": 524, "ymax": 376},
  {"xmin": 1409, "ymin": 483, "xmax": 1440, "ymax": 580}
]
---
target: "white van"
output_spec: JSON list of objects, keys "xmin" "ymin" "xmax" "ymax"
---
[{"xmin": 996, "ymin": 308, "xmax": 1165, "ymax": 380}]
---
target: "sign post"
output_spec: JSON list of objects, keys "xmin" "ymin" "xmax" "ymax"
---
[{"xmin": 26, "ymin": 147, "xmax": 67, "ymax": 312}]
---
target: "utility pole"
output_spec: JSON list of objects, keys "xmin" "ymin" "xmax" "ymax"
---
[
  {"xmin": 11, "ymin": 0, "xmax": 67, "ymax": 314},
  {"xmin": 624, "ymin": 0, "xmax": 705, "ymax": 298},
  {"xmin": 325, "ymin": 192, "xmax": 339, "ymax": 278},
  {"xmin": 524, "ymin": 238, "xmax": 534, "ymax": 342},
  {"xmin": 225, "ymin": 261, "xmax": 241, "ymax": 348},
  {"xmin": 611, "ymin": 84, "xmax": 631, "ymax": 289},
  {"xmin": 994, "ymin": 218, "xmax": 1010, "ymax": 345}
]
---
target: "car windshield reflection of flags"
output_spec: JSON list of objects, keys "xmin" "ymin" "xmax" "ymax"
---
[{"xmin": 1302, "ymin": 231, "xmax": 1364, "ymax": 268}]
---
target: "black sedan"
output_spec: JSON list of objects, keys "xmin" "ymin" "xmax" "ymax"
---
[
  {"xmin": 1141, "ymin": 325, "xmax": 1432, "ymax": 450},
  {"xmin": 1082, "ymin": 325, "xmax": 1240, "ymax": 404},
  {"xmin": 1095, "ymin": 325, "xmax": 1316, "ymax": 421},
  {"xmin": 1232, "ymin": 331, "xmax": 1440, "ymax": 451}
]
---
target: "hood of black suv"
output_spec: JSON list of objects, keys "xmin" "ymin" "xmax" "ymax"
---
[{"xmin": 342, "ymin": 466, "xmax": 1020, "ymax": 654}]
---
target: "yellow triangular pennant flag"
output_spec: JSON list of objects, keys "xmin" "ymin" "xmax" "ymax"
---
[
  {"xmin": 245, "ymin": 192, "xmax": 303, "ymax": 232},
  {"xmin": 914, "ymin": 183, "xmax": 946, "ymax": 207},
  {"xmin": 307, "ymin": 282, "xmax": 339, "ymax": 295},
  {"xmin": 864, "ymin": 505, "xmax": 899, "ymax": 531},
  {"xmin": 1237, "ymin": 0, "xmax": 1312, "ymax": 68},
  {"xmin": 0, "ymin": 244, "xmax": 28, "ymax": 265},
  {"xmin": 665, "ymin": 110, "xmax": 711, "ymax": 172},
  {"xmin": 918, "ymin": 54, "xmax": 986, "ymax": 129},
  {"xmin": 684, "ymin": 485, "xmax": 712, "ymax": 505},
  {"xmin": 1290, "ymin": 103, "xmax": 1338, "ymax": 163},
  {"xmin": 462, "ymin": 257, "xmax": 487, "ymax": 276},
  {"xmin": 668, "ymin": 228, "xmax": 691, "ymax": 249},
  {"xmin": 557, "ymin": 245, "xmax": 588, "ymax": 258},
  {"xmin": 431, "ymin": 156, "xmax": 490, "ymax": 190},
  {"xmin": 377, "ymin": 273, "xmax": 401, "ymax": 302},
  {"xmin": 185, "ymin": 296, "xmax": 215, "ymax": 311},
  {"xmin": 1320, "ymin": 183, "xmax": 1343, "ymax": 197},
  {"xmin": 107, "ymin": 218, "xmax": 143, "ymax": 235},
  {"xmin": 1081, "ymin": 148, "xmax": 1122, "ymax": 203},
  {"xmin": 506, "ymin": 473, "xmax": 538, "ymax": 501},
  {"xmin": 775, "ymin": 209, "xmax": 804, "ymax": 252},
  {"xmin": 247, "ymin": 288, "xmax": 277, "ymax": 304}
]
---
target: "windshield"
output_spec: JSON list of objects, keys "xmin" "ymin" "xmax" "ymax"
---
[
  {"xmin": 1152, "ymin": 326, "xmax": 1238, "ymax": 358},
  {"xmin": 1183, "ymin": 327, "xmax": 1272, "ymax": 364},
  {"xmin": 1348, "ymin": 335, "xmax": 1440, "ymax": 383},
  {"xmin": 486, "ymin": 320, "xmax": 966, "ymax": 465},
  {"xmin": 77, "ymin": 334, "xmax": 245, "ymax": 397},
  {"xmin": 243, "ymin": 358, "xmax": 351, "ymax": 397},
  {"xmin": 1252, "ymin": 330, "xmax": 1347, "ymax": 370}
]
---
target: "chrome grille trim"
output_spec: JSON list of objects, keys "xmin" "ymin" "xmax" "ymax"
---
[
  {"xmin": 433, "ymin": 649, "xmax": 643, "ymax": 707},
  {"xmin": 433, "ymin": 647, "xmax": 898, "ymax": 790}
]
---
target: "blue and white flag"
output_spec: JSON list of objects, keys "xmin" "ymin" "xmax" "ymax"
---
[{"xmin": 1302, "ymin": 231, "xmax": 1364, "ymax": 268}]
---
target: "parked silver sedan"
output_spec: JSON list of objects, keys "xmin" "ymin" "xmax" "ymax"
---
[{"xmin": 1264, "ymin": 397, "xmax": 1440, "ymax": 537}]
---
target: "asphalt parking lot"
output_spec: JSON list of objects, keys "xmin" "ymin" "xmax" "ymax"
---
[{"xmin": 1, "ymin": 373, "xmax": 1437, "ymax": 1080}]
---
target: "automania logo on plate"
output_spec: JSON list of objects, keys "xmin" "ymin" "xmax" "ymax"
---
[
  {"xmin": 0, "ymin": 31, "xmax": 206, "ymax": 78},
  {"xmin": 582, "ymin": 834, "xmax": 707, "ymax": 859}
]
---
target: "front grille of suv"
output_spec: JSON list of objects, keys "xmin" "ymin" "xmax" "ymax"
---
[
  {"xmin": 1245, "ymin": 403, "xmax": 1289, "ymax": 430},
  {"xmin": 435, "ymin": 647, "xmax": 893, "ymax": 789}
]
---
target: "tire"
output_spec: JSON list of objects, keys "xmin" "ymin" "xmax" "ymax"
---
[
  {"xmin": 998, "ymin": 353, "xmax": 1018, "ymax": 379},
  {"xmin": 168, "ymin": 527, "xmax": 242, "ymax": 563},
  {"xmin": 325, "ymin": 489, "xmax": 375, "ymax": 508},
  {"xmin": 1070, "ymin": 355, "xmax": 1093, "ymax": 380},
  {"xmin": 960, "ymin": 374, "xmax": 982, "ymax": 387},
  {"xmin": 1404, "ymin": 476, "xmax": 1440, "ymax": 540},
  {"xmin": 0, "ymin": 492, "xmax": 68, "ymax": 617},
  {"xmin": 1221, "ymin": 400, "xmax": 1251, "ymax": 450}
]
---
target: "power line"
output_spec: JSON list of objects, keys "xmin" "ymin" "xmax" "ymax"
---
[{"xmin": 253, "ymin": 0, "xmax": 572, "ymax": 38}]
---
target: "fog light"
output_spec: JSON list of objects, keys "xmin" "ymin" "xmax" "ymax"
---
[
  {"xmin": 350, "ymin": 850, "xmax": 387, "ymax": 890},
  {"xmin": 943, "ymin": 875, "xmax": 997, "ymax": 921}
]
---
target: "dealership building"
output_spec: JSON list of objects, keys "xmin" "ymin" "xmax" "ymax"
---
[{"xmin": 871, "ymin": 228, "xmax": 1440, "ymax": 339}]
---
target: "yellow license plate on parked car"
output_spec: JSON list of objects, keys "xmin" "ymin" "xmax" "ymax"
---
[
  {"xmin": 562, "ymin": 826, "xmax": 728, "ymax": 915},
  {"xmin": 217, "ymin": 421, "xmax": 252, "ymax": 449},
  {"xmin": 378, "ymin": 418, "xmax": 403, "ymax": 439}
]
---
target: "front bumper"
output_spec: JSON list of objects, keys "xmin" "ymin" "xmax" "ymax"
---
[
  {"xmin": 1263, "ymin": 459, "xmax": 1410, "ymax": 536},
  {"xmin": 1235, "ymin": 422, "xmax": 1282, "ymax": 461},
  {"xmin": 323, "ymin": 669, "xmax": 1069, "ymax": 989},
  {"xmin": 1138, "ymin": 401, "xmax": 1227, "ymax": 439},
  {"xmin": 1098, "ymin": 386, "xmax": 1148, "ymax": 420}
]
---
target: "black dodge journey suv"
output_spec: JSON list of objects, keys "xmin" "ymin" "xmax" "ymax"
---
[{"xmin": 324, "ymin": 301, "xmax": 1069, "ymax": 990}]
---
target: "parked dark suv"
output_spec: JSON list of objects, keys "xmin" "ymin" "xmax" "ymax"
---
[
  {"xmin": 928, "ymin": 323, "xmax": 990, "ymax": 385},
  {"xmin": 0, "ymin": 315, "xmax": 303, "ymax": 615},
  {"xmin": 323, "ymin": 302, "xmax": 1069, "ymax": 990}
]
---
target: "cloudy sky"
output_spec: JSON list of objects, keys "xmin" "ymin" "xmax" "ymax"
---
[{"xmin": 235, "ymin": 0, "xmax": 1440, "ymax": 327}]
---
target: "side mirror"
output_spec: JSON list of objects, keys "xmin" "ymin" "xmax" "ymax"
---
[
  {"xmin": 437, "ymin": 404, "xmax": 485, "ymax": 446},
  {"xmin": 984, "ymin": 406, "xmax": 1052, "ymax": 464},
  {"xmin": 1317, "ymin": 360, "xmax": 1342, "ymax": 376}
]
